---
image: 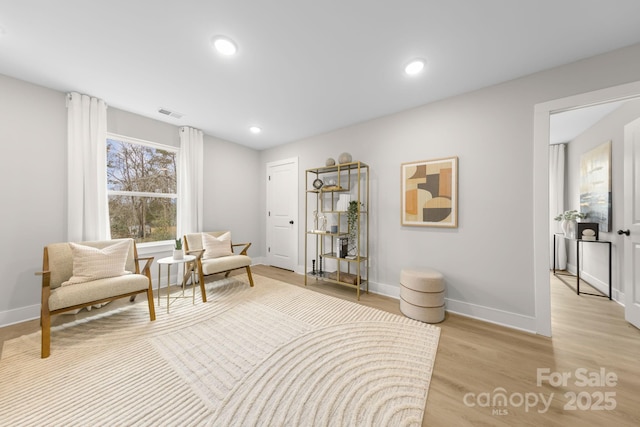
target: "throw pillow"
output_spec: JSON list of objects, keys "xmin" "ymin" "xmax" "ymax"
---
[
  {"xmin": 202, "ymin": 232, "xmax": 233, "ymax": 259},
  {"xmin": 62, "ymin": 240, "xmax": 132, "ymax": 286}
]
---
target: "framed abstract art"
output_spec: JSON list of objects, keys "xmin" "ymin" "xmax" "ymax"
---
[
  {"xmin": 401, "ymin": 156, "xmax": 458, "ymax": 227},
  {"xmin": 579, "ymin": 141, "xmax": 611, "ymax": 232}
]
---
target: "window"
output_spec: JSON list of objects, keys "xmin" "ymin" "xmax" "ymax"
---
[{"xmin": 107, "ymin": 134, "xmax": 178, "ymax": 244}]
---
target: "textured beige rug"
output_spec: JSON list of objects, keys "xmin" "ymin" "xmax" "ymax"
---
[{"xmin": 0, "ymin": 275, "xmax": 440, "ymax": 426}]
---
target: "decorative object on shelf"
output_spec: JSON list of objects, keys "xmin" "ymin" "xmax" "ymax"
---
[
  {"xmin": 564, "ymin": 219, "xmax": 577, "ymax": 239},
  {"xmin": 337, "ymin": 236, "xmax": 348, "ymax": 258},
  {"xmin": 577, "ymin": 222, "xmax": 599, "ymax": 241},
  {"xmin": 173, "ymin": 238, "xmax": 184, "ymax": 260},
  {"xmin": 320, "ymin": 178, "xmax": 343, "ymax": 192},
  {"xmin": 312, "ymin": 178, "xmax": 324, "ymax": 189},
  {"xmin": 580, "ymin": 141, "xmax": 612, "ymax": 232},
  {"xmin": 347, "ymin": 200, "xmax": 363, "ymax": 256},
  {"xmin": 318, "ymin": 255, "xmax": 323, "ymax": 274},
  {"xmin": 330, "ymin": 224, "xmax": 338, "ymax": 233},
  {"xmin": 311, "ymin": 259, "xmax": 316, "ymax": 275},
  {"xmin": 318, "ymin": 214, "xmax": 327, "ymax": 231},
  {"xmin": 554, "ymin": 210, "xmax": 587, "ymax": 239},
  {"xmin": 336, "ymin": 194, "xmax": 351, "ymax": 211},
  {"xmin": 326, "ymin": 157, "xmax": 336, "ymax": 166},
  {"xmin": 327, "ymin": 271, "xmax": 360, "ymax": 285},
  {"xmin": 338, "ymin": 152, "xmax": 352, "ymax": 164},
  {"xmin": 553, "ymin": 209, "xmax": 587, "ymax": 221},
  {"xmin": 401, "ymin": 156, "xmax": 458, "ymax": 227}
]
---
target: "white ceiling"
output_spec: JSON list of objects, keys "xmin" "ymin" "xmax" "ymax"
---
[{"xmin": 2, "ymin": 1, "xmax": 640, "ymax": 150}]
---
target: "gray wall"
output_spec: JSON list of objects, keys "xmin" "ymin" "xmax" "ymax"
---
[
  {"xmin": 202, "ymin": 135, "xmax": 261, "ymax": 249},
  {"xmin": 260, "ymin": 42, "xmax": 640, "ymax": 331},
  {"xmin": 0, "ymin": 75, "xmax": 261, "ymax": 326},
  {"xmin": 1, "ymin": 76, "xmax": 67, "ymax": 324},
  {"xmin": 3, "ymin": 42, "xmax": 640, "ymax": 331},
  {"xmin": 565, "ymin": 99, "xmax": 640, "ymax": 299}
]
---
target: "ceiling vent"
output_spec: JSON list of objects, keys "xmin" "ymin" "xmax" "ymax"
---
[{"xmin": 158, "ymin": 108, "xmax": 184, "ymax": 119}]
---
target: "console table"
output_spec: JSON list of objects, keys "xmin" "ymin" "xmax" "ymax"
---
[{"xmin": 553, "ymin": 233, "xmax": 611, "ymax": 299}]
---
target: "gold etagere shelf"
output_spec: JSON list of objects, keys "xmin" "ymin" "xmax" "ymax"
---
[{"xmin": 304, "ymin": 161, "xmax": 369, "ymax": 299}]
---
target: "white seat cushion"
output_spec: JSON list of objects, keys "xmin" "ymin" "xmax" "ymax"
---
[
  {"xmin": 201, "ymin": 255, "xmax": 251, "ymax": 276},
  {"xmin": 49, "ymin": 274, "xmax": 149, "ymax": 311}
]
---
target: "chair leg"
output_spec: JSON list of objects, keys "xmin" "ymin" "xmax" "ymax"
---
[
  {"xmin": 246, "ymin": 266, "xmax": 254, "ymax": 287},
  {"xmin": 147, "ymin": 288, "xmax": 156, "ymax": 321},
  {"xmin": 199, "ymin": 280, "xmax": 207, "ymax": 303},
  {"xmin": 198, "ymin": 272, "xmax": 207, "ymax": 303},
  {"xmin": 41, "ymin": 313, "xmax": 51, "ymax": 358}
]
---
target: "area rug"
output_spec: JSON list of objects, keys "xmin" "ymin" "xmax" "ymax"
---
[{"xmin": 0, "ymin": 275, "xmax": 440, "ymax": 426}]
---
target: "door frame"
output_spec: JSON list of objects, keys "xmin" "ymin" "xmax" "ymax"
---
[
  {"xmin": 265, "ymin": 157, "xmax": 299, "ymax": 271},
  {"xmin": 623, "ymin": 118, "xmax": 640, "ymax": 328},
  {"xmin": 533, "ymin": 80, "xmax": 640, "ymax": 337}
]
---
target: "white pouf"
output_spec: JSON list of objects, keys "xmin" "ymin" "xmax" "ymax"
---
[{"xmin": 400, "ymin": 267, "xmax": 445, "ymax": 323}]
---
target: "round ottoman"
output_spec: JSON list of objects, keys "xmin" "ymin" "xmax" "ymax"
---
[{"xmin": 400, "ymin": 267, "xmax": 445, "ymax": 323}]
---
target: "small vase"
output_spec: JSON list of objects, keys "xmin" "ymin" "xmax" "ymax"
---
[
  {"xmin": 173, "ymin": 249, "xmax": 184, "ymax": 260},
  {"xmin": 562, "ymin": 219, "xmax": 577, "ymax": 239}
]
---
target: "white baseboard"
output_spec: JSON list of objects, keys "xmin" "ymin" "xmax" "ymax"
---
[
  {"xmin": 252, "ymin": 256, "xmax": 267, "ymax": 266},
  {"xmin": 563, "ymin": 263, "xmax": 617, "ymax": 301},
  {"xmin": 365, "ymin": 279, "xmax": 535, "ymax": 333},
  {"xmin": 579, "ymin": 271, "xmax": 609, "ymax": 297},
  {"xmin": 0, "ymin": 304, "xmax": 39, "ymax": 328},
  {"xmin": 444, "ymin": 298, "xmax": 537, "ymax": 333},
  {"xmin": 291, "ymin": 268, "xmax": 535, "ymax": 332},
  {"xmin": 613, "ymin": 290, "xmax": 624, "ymax": 304}
]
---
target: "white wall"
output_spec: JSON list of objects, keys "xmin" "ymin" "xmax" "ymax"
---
[
  {"xmin": 564, "ymin": 99, "xmax": 640, "ymax": 299},
  {"xmin": 261, "ymin": 42, "xmax": 640, "ymax": 332},
  {"xmin": 0, "ymin": 75, "xmax": 262, "ymax": 326},
  {"xmin": 0, "ymin": 75, "xmax": 67, "ymax": 325}
]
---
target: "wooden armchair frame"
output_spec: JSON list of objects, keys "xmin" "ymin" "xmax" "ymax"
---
[
  {"xmin": 183, "ymin": 232, "xmax": 254, "ymax": 288},
  {"xmin": 37, "ymin": 239, "xmax": 156, "ymax": 358},
  {"xmin": 182, "ymin": 248, "xmax": 207, "ymax": 303}
]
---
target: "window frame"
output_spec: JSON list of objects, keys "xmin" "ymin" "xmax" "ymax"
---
[{"xmin": 106, "ymin": 132, "xmax": 179, "ymax": 249}]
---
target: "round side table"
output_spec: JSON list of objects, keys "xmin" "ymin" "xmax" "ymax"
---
[{"xmin": 157, "ymin": 255, "xmax": 197, "ymax": 313}]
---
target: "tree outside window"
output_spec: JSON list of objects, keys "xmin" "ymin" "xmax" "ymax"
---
[{"xmin": 107, "ymin": 134, "xmax": 178, "ymax": 243}]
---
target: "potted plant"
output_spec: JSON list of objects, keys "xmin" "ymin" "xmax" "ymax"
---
[
  {"xmin": 347, "ymin": 201, "xmax": 363, "ymax": 257},
  {"xmin": 173, "ymin": 238, "xmax": 184, "ymax": 260},
  {"xmin": 554, "ymin": 210, "xmax": 587, "ymax": 238}
]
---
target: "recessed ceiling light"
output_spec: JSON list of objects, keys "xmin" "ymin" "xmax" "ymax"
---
[
  {"xmin": 211, "ymin": 36, "xmax": 237, "ymax": 55},
  {"xmin": 405, "ymin": 59, "xmax": 425, "ymax": 76},
  {"xmin": 249, "ymin": 126, "xmax": 262, "ymax": 134}
]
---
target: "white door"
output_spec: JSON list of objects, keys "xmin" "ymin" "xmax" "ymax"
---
[
  {"xmin": 266, "ymin": 158, "xmax": 298, "ymax": 271},
  {"xmin": 623, "ymin": 118, "xmax": 640, "ymax": 329}
]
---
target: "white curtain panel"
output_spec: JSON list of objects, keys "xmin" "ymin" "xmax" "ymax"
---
[
  {"xmin": 67, "ymin": 92, "xmax": 110, "ymax": 242},
  {"xmin": 549, "ymin": 143, "xmax": 566, "ymax": 270},
  {"xmin": 177, "ymin": 126, "xmax": 204, "ymax": 237}
]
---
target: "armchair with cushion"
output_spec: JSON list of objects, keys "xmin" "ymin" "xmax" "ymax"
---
[
  {"xmin": 37, "ymin": 238, "xmax": 156, "ymax": 358},
  {"xmin": 183, "ymin": 231, "xmax": 254, "ymax": 292}
]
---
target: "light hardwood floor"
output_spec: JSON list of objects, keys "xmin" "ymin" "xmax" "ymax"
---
[{"xmin": 2, "ymin": 266, "xmax": 639, "ymax": 426}]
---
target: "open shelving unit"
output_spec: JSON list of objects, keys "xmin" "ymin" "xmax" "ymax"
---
[{"xmin": 304, "ymin": 161, "xmax": 369, "ymax": 299}]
